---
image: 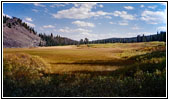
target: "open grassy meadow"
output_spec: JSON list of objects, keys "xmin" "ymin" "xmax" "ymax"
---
[{"xmin": 3, "ymin": 42, "xmax": 166, "ymax": 97}]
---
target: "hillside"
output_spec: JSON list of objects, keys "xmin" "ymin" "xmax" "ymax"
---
[
  {"xmin": 38, "ymin": 33, "xmax": 78, "ymax": 46},
  {"xmin": 3, "ymin": 16, "xmax": 42, "ymax": 48}
]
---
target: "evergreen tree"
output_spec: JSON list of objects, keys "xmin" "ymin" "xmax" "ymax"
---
[
  {"xmin": 80, "ymin": 39, "xmax": 83, "ymax": 44},
  {"xmin": 142, "ymin": 34, "xmax": 147, "ymax": 42},
  {"xmin": 8, "ymin": 23, "xmax": 11, "ymax": 28},
  {"xmin": 51, "ymin": 33, "xmax": 53, "ymax": 38},
  {"xmin": 84, "ymin": 38, "xmax": 89, "ymax": 44}
]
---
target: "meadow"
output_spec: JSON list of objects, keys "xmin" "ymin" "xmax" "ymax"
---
[{"xmin": 3, "ymin": 42, "xmax": 166, "ymax": 97}]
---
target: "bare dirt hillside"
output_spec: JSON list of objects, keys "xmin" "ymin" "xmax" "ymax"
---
[{"xmin": 3, "ymin": 17, "xmax": 42, "ymax": 48}]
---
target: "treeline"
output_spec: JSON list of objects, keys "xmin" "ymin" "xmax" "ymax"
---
[
  {"xmin": 91, "ymin": 31, "xmax": 166, "ymax": 44},
  {"xmin": 3, "ymin": 16, "xmax": 37, "ymax": 35},
  {"xmin": 39, "ymin": 31, "xmax": 166, "ymax": 46},
  {"xmin": 137, "ymin": 32, "xmax": 166, "ymax": 42},
  {"xmin": 79, "ymin": 38, "xmax": 89, "ymax": 44},
  {"xmin": 39, "ymin": 33, "xmax": 78, "ymax": 46}
]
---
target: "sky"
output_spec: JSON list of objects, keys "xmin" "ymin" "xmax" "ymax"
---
[{"xmin": 3, "ymin": 2, "xmax": 167, "ymax": 41}]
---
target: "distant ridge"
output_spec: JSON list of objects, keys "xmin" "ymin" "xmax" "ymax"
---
[{"xmin": 91, "ymin": 32, "xmax": 166, "ymax": 44}]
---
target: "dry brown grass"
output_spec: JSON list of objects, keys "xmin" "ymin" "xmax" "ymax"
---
[{"xmin": 3, "ymin": 42, "xmax": 165, "ymax": 74}]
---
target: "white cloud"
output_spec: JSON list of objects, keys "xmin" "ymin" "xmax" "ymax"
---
[
  {"xmin": 58, "ymin": 27, "xmax": 97, "ymax": 40},
  {"xmin": 126, "ymin": 32, "xmax": 154, "ymax": 37},
  {"xmin": 74, "ymin": 3, "xmax": 81, "ymax": 7},
  {"xmin": 118, "ymin": 21, "xmax": 128, "ymax": 25},
  {"xmin": 140, "ymin": 5, "xmax": 144, "ymax": 8},
  {"xmin": 3, "ymin": 13, "xmax": 12, "ymax": 18},
  {"xmin": 33, "ymin": 3, "xmax": 46, "ymax": 7},
  {"xmin": 25, "ymin": 17, "xmax": 33, "ymax": 22},
  {"xmin": 105, "ymin": 16, "xmax": 112, "ymax": 19},
  {"xmin": 72, "ymin": 20, "xmax": 95, "ymax": 28},
  {"xmin": 32, "ymin": 9, "xmax": 39, "ymax": 12},
  {"xmin": 52, "ymin": 3, "xmax": 112, "ymax": 19},
  {"xmin": 148, "ymin": 5, "xmax": 157, "ymax": 9},
  {"xmin": 50, "ymin": 4, "xmax": 65, "ymax": 8},
  {"xmin": 113, "ymin": 11, "xmax": 136, "ymax": 20},
  {"xmin": 57, "ymin": 27, "xmax": 155, "ymax": 40},
  {"xmin": 58, "ymin": 27, "xmax": 91, "ymax": 33},
  {"xmin": 109, "ymin": 22, "xmax": 115, "ymax": 24},
  {"xmin": 43, "ymin": 25, "xmax": 55, "ymax": 28},
  {"xmin": 157, "ymin": 26, "xmax": 166, "ymax": 31},
  {"xmin": 58, "ymin": 27, "xmax": 70, "ymax": 33},
  {"xmin": 141, "ymin": 10, "xmax": 166, "ymax": 24},
  {"xmin": 148, "ymin": 22, "xmax": 158, "ymax": 25},
  {"xmin": 24, "ymin": 21, "xmax": 35, "ymax": 27},
  {"xmin": 98, "ymin": 4, "xmax": 103, "ymax": 8},
  {"xmin": 124, "ymin": 6, "xmax": 134, "ymax": 10}
]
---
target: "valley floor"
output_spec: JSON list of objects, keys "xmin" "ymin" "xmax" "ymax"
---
[{"xmin": 3, "ymin": 41, "xmax": 166, "ymax": 97}]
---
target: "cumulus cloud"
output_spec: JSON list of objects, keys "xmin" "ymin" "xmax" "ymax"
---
[
  {"xmin": 50, "ymin": 4, "xmax": 65, "ymax": 8},
  {"xmin": 148, "ymin": 5, "xmax": 157, "ymax": 9},
  {"xmin": 124, "ymin": 6, "xmax": 134, "ymax": 10},
  {"xmin": 57, "ymin": 27, "xmax": 124, "ymax": 40},
  {"xmin": 98, "ymin": 4, "xmax": 103, "ymax": 8},
  {"xmin": 33, "ymin": 3, "xmax": 46, "ymax": 7},
  {"xmin": 52, "ymin": 3, "xmax": 112, "ymax": 19},
  {"xmin": 113, "ymin": 11, "xmax": 136, "ymax": 20},
  {"xmin": 25, "ymin": 17, "xmax": 33, "ymax": 22},
  {"xmin": 141, "ymin": 10, "xmax": 166, "ymax": 24},
  {"xmin": 126, "ymin": 32, "xmax": 154, "ymax": 37},
  {"xmin": 24, "ymin": 21, "xmax": 35, "ymax": 27},
  {"xmin": 58, "ymin": 27, "xmax": 99, "ymax": 40},
  {"xmin": 58, "ymin": 27, "xmax": 91, "ymax": 33},
  {"xmin": 72, "ymin": 20, "xmax": 95, "ymax": 28},
  {"xmin": 43, "ymin": 25, "xmax": 55, "ymax": 28}
]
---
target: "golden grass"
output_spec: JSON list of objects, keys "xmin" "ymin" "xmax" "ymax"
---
[{"xmin": 3, "ymin": 41, "xmax": 166, "ymax": 74}]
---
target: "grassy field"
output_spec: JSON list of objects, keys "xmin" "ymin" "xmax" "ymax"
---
[{"xmin": 3, "ymin": 41, "xmax": 166, "ymax": 97}]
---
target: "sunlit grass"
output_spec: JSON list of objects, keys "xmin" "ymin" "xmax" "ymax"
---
[
  {"xmin": 3, "ymin": 41, "xmax": 166, "ymax": 97},
  {"xmin": 3, "ymin": 41, "xmax": 166, "ymax": 74}
]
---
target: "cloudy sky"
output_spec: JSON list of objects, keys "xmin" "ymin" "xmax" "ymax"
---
[{"xmin": 3, "ymin": 2, "xmax": 167, "ymax": 40}]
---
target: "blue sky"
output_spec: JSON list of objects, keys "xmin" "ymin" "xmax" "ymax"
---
[{"xmin": 3, "ymin": 2, "xmax": 167, "ymax": 40}]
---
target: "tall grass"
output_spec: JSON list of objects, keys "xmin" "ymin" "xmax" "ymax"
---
[
  {"xmin": 3, "ymin": 53, "xmax": 51, "ymax": 96},
  {"xmin": 3, "ymin": 42, "xmax": 166, "ymax": 97}
]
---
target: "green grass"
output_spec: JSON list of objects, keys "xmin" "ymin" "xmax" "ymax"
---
[{"xmin": 3, "ymin": 41, "xmax": 166, "ymax": 97}]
